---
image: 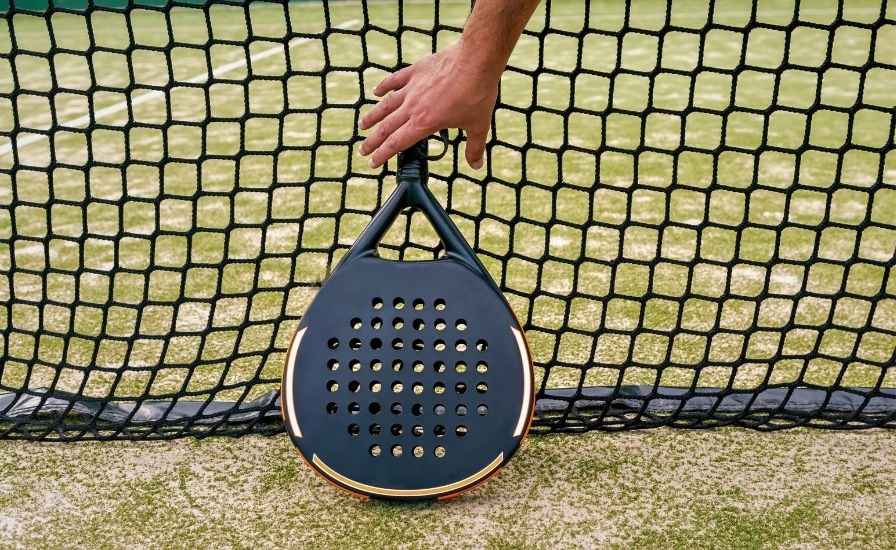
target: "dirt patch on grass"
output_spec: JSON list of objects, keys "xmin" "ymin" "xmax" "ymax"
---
[{"xmin": 1, "ymin": 430, "xmax": 894, "ymax": 549}]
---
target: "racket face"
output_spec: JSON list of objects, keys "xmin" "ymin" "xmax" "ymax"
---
[{"xmin": 282, "ymin": 256, "xmax": 533, "ymax": 500}]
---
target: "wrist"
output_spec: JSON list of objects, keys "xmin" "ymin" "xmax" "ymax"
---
[{"xmin": 455, "ymin": 35, "xmax": 508, "ymax": 82}]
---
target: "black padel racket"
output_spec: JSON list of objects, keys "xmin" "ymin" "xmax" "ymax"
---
[{"xmin": 281, "ymin": 137, "xmax": 534, "ymax": 500}]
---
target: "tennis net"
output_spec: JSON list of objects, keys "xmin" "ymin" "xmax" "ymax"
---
[{"xmin": 1, "ymin": 0, "xmax": 894, "ymax": 439}]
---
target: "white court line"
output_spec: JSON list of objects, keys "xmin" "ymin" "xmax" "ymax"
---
[
  {"xmin": 2, "ymin": 4, "xmax": 883, "ymax": 157},
  {"xmin": 324, "ymin": 0, "xmax": 885, "ymax": 11},
  {"xmin": 335, "ymin": 0, "xmax": 884, "ymax": 18},
  {"xmin": 0, "ymin": 19, "xmax": 361, "ymax": 157}
]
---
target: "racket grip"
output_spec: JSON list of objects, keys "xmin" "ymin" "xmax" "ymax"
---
[
  {"xmin": 344, "ymin": 133, "xmax": 486, "ymax": 273},
  {"xmin": 397, "ymin": 139, "xmax": 429, "ymax": 186}
]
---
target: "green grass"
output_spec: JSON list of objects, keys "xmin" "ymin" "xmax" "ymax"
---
[
  {"xmin": 1, "ymin": 0, "xmax": 895, "ymax": 546},
  {"xmin": 2, "ymin": 430, "xmax": 896, "ymax": 548},
  {"xmin": 1, "ymin": 0, "xmax": 893, "ymax": 396}
]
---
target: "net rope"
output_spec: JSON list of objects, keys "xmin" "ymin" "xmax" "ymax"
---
[{"xmin": 0, "ymin": 0, "xmax": 894, "ymax": 439}]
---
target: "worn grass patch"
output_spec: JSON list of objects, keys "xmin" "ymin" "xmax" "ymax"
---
[{"xmin": 1, "ymin": 430, "xmax": 896, "ymax": 548}]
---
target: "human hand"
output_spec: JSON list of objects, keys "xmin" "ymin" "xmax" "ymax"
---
[{"xmin": 359, "ymin": 44, "xmax": 499, "ymax": 170}]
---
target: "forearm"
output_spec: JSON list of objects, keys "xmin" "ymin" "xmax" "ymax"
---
[{"xmin": 457, "ymin": 0, "xmax": 541, "ymax": 79}]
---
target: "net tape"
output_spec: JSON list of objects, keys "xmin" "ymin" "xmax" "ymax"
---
[{"xmin": 0, "ymin": 0, "xmax": 894, "ymax": 439}]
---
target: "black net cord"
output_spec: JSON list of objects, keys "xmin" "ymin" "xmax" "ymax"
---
[
  {"xmin": 3, "ymin": 385, "xmax": 896, "ymax": 440},
  {"xmin": 0, "ymin": 0, "xmax": 894, "ymax": 439}
]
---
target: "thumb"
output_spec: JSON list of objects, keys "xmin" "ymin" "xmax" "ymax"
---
[{"xmin": 464, "ymin": 127, "xmax": 488, "ymax": 170}]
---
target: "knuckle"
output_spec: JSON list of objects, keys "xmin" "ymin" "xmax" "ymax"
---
[
  {"xmin": 381, "ymin": 135, "xmax": 396, "ymax": 153},
  {"xmin": 382, "ymin": 134, "xmax": 402, "ymax": 155},
  {"xmin": 413, "ymin": 111, "xmax": 438, "ymax": 133}
]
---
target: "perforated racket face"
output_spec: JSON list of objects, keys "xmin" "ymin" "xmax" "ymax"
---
[{"xmin": 282, "ymin": 256, "xmax": 533, "ymax": 500}]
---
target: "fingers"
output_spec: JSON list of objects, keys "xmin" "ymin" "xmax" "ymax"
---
[
  {"xmin": 360, "ymin": 108, "xmax": 410, "ymax": 157},
  {"xmin": 360, "ymin": 89, "xmax": 405, "ymax": 131},
  {"xmin": 369, "ymin": 118, "xmax": 431, "ymax": 168},
  {"xmin": 464, "ymin": 127, "xmax": 488, "ymax": 170},
  {"xmin": 373, "ymin": 65, "xmax": 414, "ymax": 97}
]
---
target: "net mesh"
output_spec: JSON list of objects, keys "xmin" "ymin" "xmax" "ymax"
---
[{"xmin": 1, "ymin": 0, "xmax": 895, "ymax": 439}]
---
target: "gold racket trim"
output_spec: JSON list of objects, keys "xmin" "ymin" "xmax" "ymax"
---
[
  {"xmin": 511, "ymin": 327, "xmax": 533, "ymax": 437},
  {"xmin": 312, "ymin": 452, "xmax": 504, "ymax": 498},
  {"xmin": 283, "ymin": 327, "xmax": 306, "ymax": 438}
]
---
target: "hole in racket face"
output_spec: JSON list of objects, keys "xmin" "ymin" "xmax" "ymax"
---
[{"xmin": 314, "ymin": 296, "xmax": 498, "ymax": 462}]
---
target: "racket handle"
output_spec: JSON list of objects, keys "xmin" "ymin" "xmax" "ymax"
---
[
  {"xmin": 396, "ymin": 129, "xmax": 448, "ymax": 182},
  {"xmin": 342, "ymin": 135, "xmax": 488, "ymax": 276},
  {"xmin": 397, "ymin": 139, "xmax": 429, "ymax": 186},
  {"xmin": 399, "ymin": 138, "xmax": 488, "ymax": 274}
]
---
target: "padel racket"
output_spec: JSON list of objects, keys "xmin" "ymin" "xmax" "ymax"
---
[{"xmin": 281, "ymin": 136, "xmax": 534, "ymax": 500}]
